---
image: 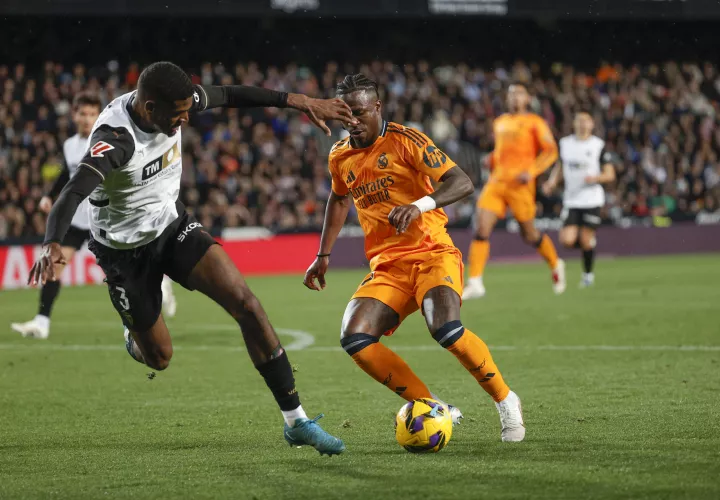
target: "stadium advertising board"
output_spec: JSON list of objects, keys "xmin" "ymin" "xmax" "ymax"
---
[{"xmin": 1, "ymin": 221, "xmax": 717, "ymax": 290}]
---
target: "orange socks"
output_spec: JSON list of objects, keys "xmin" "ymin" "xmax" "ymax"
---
[
  {"xmin": 468, "ymin": 238, "xmax": 490, "ymax": 278},
  {"xmin": 536, "ymin": 233, "xmax": 559, "ymax": 269},
  {"xmin": 342, "ymin": 335, "xmax": 431, "ymax": 401},
  {"xmin": 433, "ymin": 322, "xmax": 510, "ymax": 403}
]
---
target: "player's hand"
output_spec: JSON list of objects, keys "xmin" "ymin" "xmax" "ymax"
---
[
  {"xmin": 541, "ymin": 181, "xmax": 555, "ymax": 197},
  {"xmin": 28, "ymin": 242, "xmax": 67, "ymax": 286},
  {"xmin": 388, "ymin": 204, "xmax": 421, "ymax": 235},
  {"xmin": 516, "ymin": 172, "xmax": 531, "ymax": 184},
  {"xmin": 303, "ymin": 256, "xmax": 330, "ymax": 291},
  {"xmin": 584, "ymin": 175, "xmax": 598, "ymax": 185},
  {"xmin": 39, "ymin": 196, "xmax": 53, "ymax": 214},
  {"xmin": 291, "ymin": 95, "xmax": 357, "ymax": 136}
]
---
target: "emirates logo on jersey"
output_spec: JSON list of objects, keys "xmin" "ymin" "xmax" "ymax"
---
[{"xmin": 90, "ymin": 141, "xmax": 115, "ymax": 158}]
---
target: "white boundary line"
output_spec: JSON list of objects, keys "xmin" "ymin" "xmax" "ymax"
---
[{"xmin": 0, "ymin": 343, "xmax": 718, "ymax": 353}]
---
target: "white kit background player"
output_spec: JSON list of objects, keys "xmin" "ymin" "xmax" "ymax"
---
[
  {"xmin": 11, "ymin": 93, "xmax": 177, "ymax": 340},
  {"xmin": 27, "ymin": 61, "xmax": 358, "ymax": 455},
  {"xmin": 543, "ymin": 110, "xmax": 616, "ymax": 287}
]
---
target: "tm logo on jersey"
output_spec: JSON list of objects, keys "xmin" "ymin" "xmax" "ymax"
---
[
  {"xmin": 422, "ymin": 145, "xmax": 447, "ymax": 169},
  {"xmin": 141, "ymin": 142, "xmax": 181, "ymax": 181},
  {"xmin": 90, "ymin": 141, "xmax": 115, "ymax": 158},
  {"xmin": 177, "ymin": 221, "xmax": 203, "ymax": 242}
]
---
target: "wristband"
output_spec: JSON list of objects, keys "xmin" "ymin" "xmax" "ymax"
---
[
  {"xmin": 411, "ymin": 196, "xmax": 437, "ymax": 214},
  {"xmin": 317, "ymin": 253, "xmax": 331, "ymax": 258}
]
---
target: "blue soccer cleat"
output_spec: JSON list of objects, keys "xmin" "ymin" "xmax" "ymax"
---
[{"xmin": 283, "ymin": 414, "xmax": 346, "ymax": 456}]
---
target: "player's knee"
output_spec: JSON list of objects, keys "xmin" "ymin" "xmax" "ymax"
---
[
  {"xmin": 226, "ymin": 286, "xmax": 262, "ymax": 322},
  {"xmin": 432, "ymin": 320, "xmax": 465, "ymax": 349},
  {"xmin": 144, "ymin": 344, "xmax": 173, "ymax": 371},
  {"xmin": 340, "ymin": 333, "xmax": 379, "ymax": 356},
  {"xmin": 559, "ymin": 233, "xmax": 576, "ymax": 249}
]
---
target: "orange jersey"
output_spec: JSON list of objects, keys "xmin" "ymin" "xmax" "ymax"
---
[
  {"xmin": 489, "ymin": 113, "xmax": 558, "ymax": 183},
  {"xmin": 329, "ymin": 121, "xmax": 457, "ymax": 269}
]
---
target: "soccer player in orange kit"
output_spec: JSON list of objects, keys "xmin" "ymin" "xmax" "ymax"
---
[
  {"xmin": 303, "ymin": 74, "xmax": 525, "ymax": 442},
  {"xmin": 462, "ymin": 82, "xmax": 565, "ymax": 299}
]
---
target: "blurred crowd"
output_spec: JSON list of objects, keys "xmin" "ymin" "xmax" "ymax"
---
[{"xmin": 1, "ymin": 58, "xmax": 720, "ymax": 240}]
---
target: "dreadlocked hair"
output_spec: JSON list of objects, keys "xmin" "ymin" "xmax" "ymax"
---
[
  {"xmin": 336, "ymin": 74, "xmax": 379, "ymax": 97},
  {"xmin": 137, "ymin": 61, "xmax": 193, "ymax": 104}
]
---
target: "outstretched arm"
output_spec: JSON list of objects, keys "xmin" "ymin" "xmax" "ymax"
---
[
  {"xmin": 193, "ymin": 85, "xmax": 355, "ymax": 135},
  {"xmin": 303, "ymin": 191, "xmax": 351, "ymax": 291}
]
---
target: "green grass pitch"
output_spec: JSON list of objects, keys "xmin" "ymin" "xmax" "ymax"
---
[{"xmin": 1, "ymin": 254, "xmax": 719, "ymax": 499}]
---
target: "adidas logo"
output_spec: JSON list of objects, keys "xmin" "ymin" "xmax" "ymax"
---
[
  {"xmin": 346, "ymin": 171, "xmax": 356, "ymax": 184},
  {"xmin": 443, "ymin": 275, "xmax": 454, "ymax": 284}
]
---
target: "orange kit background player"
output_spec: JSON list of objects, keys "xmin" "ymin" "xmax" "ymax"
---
[
  {"xmin": 303, "ymin": 74, "xmax": 525, "ymax": 442},
  {"xmin": 463, "ymin": 81, "xmax": 566, "ymax": 300}
]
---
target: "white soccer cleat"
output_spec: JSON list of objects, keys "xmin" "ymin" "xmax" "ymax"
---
[
  {"xmin": 462, "ymin": 277, "xmax": 486, "ymax": 300},
  {"xmin": 495, "ymin": 390, "xmax": 525, "ymax": 442},
  {"xmin": 161, "ymin": 276, "xmax": 177, "ymax": 318},
  {"xmin": 10, "ymin": 318, "xmax": 49, "ymax": 339},
  {"xmin": 579, "ymin": 272, "xmax": 595, "ymax": 289},
  {"xmin": 448, "ymin": 404, "xmax": 464, "ymax": 426},
  {"xmin": 552, "ymin": 259, "xmax": 566, "ymax": 295}
]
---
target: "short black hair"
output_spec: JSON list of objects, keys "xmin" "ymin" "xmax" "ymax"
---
[
  {"xmin": 137, "ymin": 61, "xmax": 193, "ymax": 104},
  {"xmin": 73, "ymin": 91, "xmax": 102, "ymax": 111},
  {"xmin": 336, "ymin": 74, "xmax": 379, "ymax": 98}
]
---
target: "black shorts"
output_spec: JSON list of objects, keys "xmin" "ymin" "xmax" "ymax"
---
[
  {"xmin": 63, "ymin": 226, "xmax": 91, "ymax": 250},
  {"xmin": 88, "ymin": 203, "xmax": 218, "ymax": 331},
  {"xmin": 562, "ymin": 207, "xmax": 602, "ymax": 230}
]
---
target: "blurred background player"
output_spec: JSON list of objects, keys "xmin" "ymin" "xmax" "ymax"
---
[
  {"xmin": 304, "ymin": 74, "xmax": 525, "ymax": 443},
  {"xmin": 463, "ymin": 82, "xmax": 564, "ymax": 299},
  {"xmin": 543, "ymin": 111, "xmax": 616, "ymax": 288},
  {"xmin": 10, "ymin": 93, "xmax": 177, "ymax": 339}
]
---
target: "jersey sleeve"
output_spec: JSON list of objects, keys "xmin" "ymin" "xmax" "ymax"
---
[
  {"xmin": 79, "ymin": 125, "xmax": 135, "ymax": 180},
  {"xmin": 192, "ymin": 84, "xmax": 288, "ymax": 112},
  {"xmin": 328, "ymin": 153, "xmax": 349, "ymax": 197},
  {"xmin": 396, "ymin": 127, "xmax": 457, "ymax": 181}
]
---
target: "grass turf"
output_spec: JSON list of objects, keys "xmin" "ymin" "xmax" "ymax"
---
[{"xmin": 0, "ymin": 254, "xmax": 719, "ymax": 499}]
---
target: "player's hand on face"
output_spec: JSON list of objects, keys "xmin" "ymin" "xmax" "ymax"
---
[
  {"xmin": 516, "ymin": 171, "xmax": 531, "ymax": 184},
  {"xmin": 28, "ymin": 242, "xmax": 67, "ymax": 287},
  {"xmin": 303, "ymin": 98, "xmax": 357, "ymax": 136},
  {"xmin": 388, "ymin": 205, "xmax": 421, "ymax": 235},
  {"xmin": 303, "ymin": 256, "xmax": 330, "ymax": 291},
  {"xmin": 39, "ymin": 196, "xmax": 53, "ymax": 214}
]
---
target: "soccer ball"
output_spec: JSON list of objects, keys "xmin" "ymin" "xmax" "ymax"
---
[{"xmin": 395, "ymin": 398, "xmax": 453, "ymax": 453}]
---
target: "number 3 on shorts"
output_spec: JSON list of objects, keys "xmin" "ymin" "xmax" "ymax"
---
[{"xmin": 114, "ymin": 286, "xmax": 130, "ymax": 311}]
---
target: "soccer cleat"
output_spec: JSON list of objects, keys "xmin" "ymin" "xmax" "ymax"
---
[
  {"xmin": 161, "ymin": 276, "xmax": 177, "ymax": 318},
  {"xmin": 495, "ymin": 391, "xmax": 525, "ymax": 442},
  {"xmin": 124, "ymin": 328, "xmax": 146, "ymax": 364},
  {"xmin": 448, "ymin": 404, "xmax": 464, "ymax": 426},
  {"xmin": 552, "ymin": 259, "xmax": 566, "ymax": 295},
  {"xmin": 461, "ymin": 277, "xmax": 486, "ymax": 300},
  {"xmin": 283, "ymin": 414, "xmax": 346, "ymax": 456},
  {"xmin": 10, "ymin": 319, "xmax": 49, "ymax": 339},
  {"xmin": 579, "ymin": 272, "xmax": 595, "ymax": 289}
]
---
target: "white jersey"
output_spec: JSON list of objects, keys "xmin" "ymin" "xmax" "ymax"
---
[
  {"xmin": 559, "ymin": 134, "xmax": 609, "ymax": 209},
  {"xmin": 84, "ymin": 92, "xmax": 182, "ymax": 249},
  {"xmin": 63, "ymin": 134, "xmax": 92, "ymax": 230}
]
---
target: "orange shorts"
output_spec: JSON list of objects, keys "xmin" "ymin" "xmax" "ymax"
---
[
  {"xmin": 351, "ymin": 246, "xmax": 464, "ymax": 334},
  {"xmin": 477, "ymin": 181, "xmax": 536, "ymax": 222}
]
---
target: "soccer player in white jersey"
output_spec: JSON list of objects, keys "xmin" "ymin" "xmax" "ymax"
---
[
  {"xmin": 542, "ymin": 111, "xmax": 616, "ymax": 288},
  {"xmin": 11, "ymin": 93, "xmax": 177, "ymax": 339},
  {"xmin": 28, "ymin": 61, "xmax": 356, "ymax": 455}
]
